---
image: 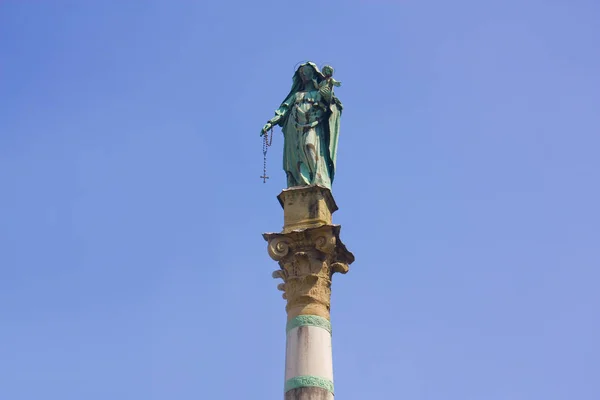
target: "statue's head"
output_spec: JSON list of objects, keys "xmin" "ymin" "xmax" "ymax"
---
[
  {"xmin": 322, "ymin": 65, "xmax": 334, "ymax": 77},
  {"xmin": 288, "ymin": 62, "xmax": 325, "ymax": 94},
  {"xmin": 298, "ymin": 64, "xmax": 316, "ymax": 83}
]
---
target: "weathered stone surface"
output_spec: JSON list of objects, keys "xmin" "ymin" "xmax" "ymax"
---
[
  {"xmin": 285, "ymin": 326, "xmax": 333, "ymax": 382},
  {"xmin": 285, "ymin": 387, "xmax": 334, "ymax": 400},
  {"xmin": 264, "ymin": 224, "xmax": 353, "ymax": 321},
  {"xmin": 277, "ymin": 185, "xmax": 338, "ymax": 232}
]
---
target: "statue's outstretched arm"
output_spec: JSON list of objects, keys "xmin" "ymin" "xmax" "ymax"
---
[{"xmin": 260, "ymin": 96, "xmax": 293, "ymax": 136}]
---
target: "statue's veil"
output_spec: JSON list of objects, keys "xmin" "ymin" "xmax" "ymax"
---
[{"xmin": 280, "ymin": 62, "xmax": 325, "ymax": 105}]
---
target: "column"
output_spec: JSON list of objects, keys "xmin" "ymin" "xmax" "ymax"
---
[{"xmin": 264, "ymin": 185, "xmax": 354, "ymax": 400}]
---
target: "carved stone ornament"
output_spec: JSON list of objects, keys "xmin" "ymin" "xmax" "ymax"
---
[{"xmin": 263, "ymin": 224, "xmax": 354, "ymax": 321}]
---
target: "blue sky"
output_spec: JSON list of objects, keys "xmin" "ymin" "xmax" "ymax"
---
[{"xmin": 1, "ymin": 1, "xmax": 599, "ymax": 399}]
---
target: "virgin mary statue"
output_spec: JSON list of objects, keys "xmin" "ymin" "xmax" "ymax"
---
[{"xmin": 261, "ymin": 62, "xmax": 343, "ymax": 189}]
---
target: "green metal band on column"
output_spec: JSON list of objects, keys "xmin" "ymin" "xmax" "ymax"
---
[
  {"xmin": 286, "ymin": 315, "xmax": 332, "ymax": 334},
  {"xmin": 284, "ymin": 375, "xmax": 334, "ymax": 394}
]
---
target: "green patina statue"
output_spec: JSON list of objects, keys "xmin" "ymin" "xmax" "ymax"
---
[{"xmin": 261, "ymin": 62, "xmax": 343, "ymax": 189}]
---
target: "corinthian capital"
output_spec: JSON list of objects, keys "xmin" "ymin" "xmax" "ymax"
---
[{"xmin": 263, "ymin": 225, "xmax": 354, "ymax": 321}]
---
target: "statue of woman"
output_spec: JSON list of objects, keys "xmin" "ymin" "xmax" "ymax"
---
[{"xmin": 261, "ymin": 62, "xmax": 343, "ymax": 189}]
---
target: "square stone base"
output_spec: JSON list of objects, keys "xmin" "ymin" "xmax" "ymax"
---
[{"xmin": 277, "ymin": 185, "xmax": 338, "ymax": 232}]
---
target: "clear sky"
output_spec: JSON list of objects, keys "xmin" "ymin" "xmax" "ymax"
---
[{"xmin": 1, "ymin": 1, "xmax": 599, "ymax": 399}]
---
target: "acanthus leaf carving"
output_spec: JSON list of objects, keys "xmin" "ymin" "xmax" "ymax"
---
[{"xmin": 263, "ymin": 225, "xmax": 354, "ymax": 319}]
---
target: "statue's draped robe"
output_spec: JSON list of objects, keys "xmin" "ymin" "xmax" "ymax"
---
[{"xmin": 275, "ymin": 89, "xmax": 342, "ymax": 189}]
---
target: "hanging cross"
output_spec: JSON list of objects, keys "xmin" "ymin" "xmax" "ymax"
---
[{"xmin": 260, "ymin": 173, "xmax": 269, "ymax": 183}]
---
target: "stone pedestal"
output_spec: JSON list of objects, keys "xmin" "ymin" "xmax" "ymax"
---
[
  {"xmin": 264, "ymin": 185, "xmax": 354, "ymax": 400},
  {"xmin": 277, "ymin": 185, "xmax": 338, "ymax": 233}
]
